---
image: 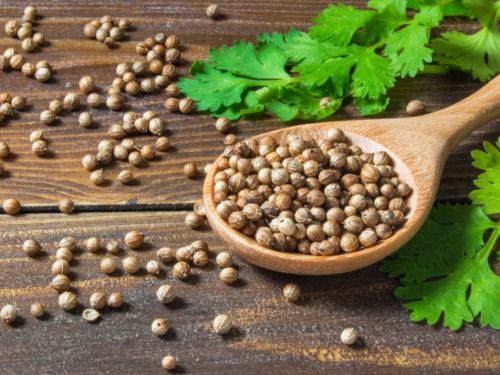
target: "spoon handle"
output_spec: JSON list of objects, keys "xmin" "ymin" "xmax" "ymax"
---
[{"xmin": 430, "ymin": 75, "xmax": 500, "ymax": 146}]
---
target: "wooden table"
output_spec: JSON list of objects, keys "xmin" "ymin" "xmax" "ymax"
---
[{"xmin": 0, "ymin": 1, "xmax": 499, "ymax": 374}]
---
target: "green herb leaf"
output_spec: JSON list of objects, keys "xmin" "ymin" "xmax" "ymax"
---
[
  {"xmin": 380, "ymin": 204, "xmax": 500, "ymax": 330},
  {"xmin": 470, "ymin": 137, "xmax": 500, "ymax": 215},
  {"xmin": 351, "ymin": 49, "xmax": 395, "ymax": 99}
]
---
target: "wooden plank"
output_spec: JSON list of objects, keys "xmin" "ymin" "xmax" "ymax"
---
[
  {"xmin": 0, "ymin": 212, "xmax": 498, "ymax": 374},
  {"xmin": 0, "ymin": 2, "xmax": 499, "ymax": 207}
]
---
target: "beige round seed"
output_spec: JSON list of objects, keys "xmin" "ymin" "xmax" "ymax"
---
[
  {"xmin": 63, "ymin": 93, "xmax": 80, "ymax": 111},
  {"xmin": 155, "ymin": 137, "xmax": 170, "ymax": 152},
  {"xmin": 32, "ymin": 139, "xmax": 48, "ymax": 156},
  {"xmin": 81, "ymin": 154, "xmax": 98, "ymax": 171},
  {"xmin": 30, "ymin": 303, "xmax": 45, "ymax": 318},
  {"xmin": 156, "ymin": 284, "xmax": 175, "ymax": 304},
  {"xmin": 172, "ymin": 261, "xmax": 191, "ymax": 280},
  {"xmin": 106, "ymin": 94, "xmax": 124, "ymax": 110},
  {"xmin": 183, "ymin": 162, "xmax": 198, "ymax": 178},
  {"xmin": 161, "ymin": 355, "xmax": 177, "ymax": 371},
  {"xmin": 107, "ymin": 292, "xmax": 123, "ymax": 308},
  {"xmin": 3, "ymin": 198, "xmax": 21, "ymax": 215},
  {"xmin": 406, "ymin": 100, "xmax": 425, "ymax": 116},
  {"xmin": 51, "ymin": 259, "xmax": 70, "ymax": 276},
  {"xmin": 78, "ymin": 112, "xmax": 93, "ymax": 128},
  {"xmin": 29, "ymin": 130, "xmax": 44, "ymax": 143},
  {"xmin": 0, "ymin": 304, "xmax": 17, "ymax": 324},
  {"xmin": 283, "ymin": 283, "xmax": 301, "ymax": 302},
  {"xmin": 193, "ymin": 250, "xmax": 209, "ymax": 267},
  {"xmin": 206, "ymin": 4, "xmax": 220, "ymax": 18},
  {"xmin": 22, "ymin": 239, "xmax": 42, "ymax": 256},
  {"xmin": 59, "ymin": 199, "xmax": 75, "ymax": 214},
  {"xmin": 215, "ymin": 251, "xmax": 232, "ymax": 268},
  {"xmin": 157, "ymin": 247, "xmax": 176, "ymax": 264},
  {"xmin": 40, "ymin": 109, "xmax": 55, "ymax": 125},
  {"xmin": 82, "ymin": 308, "xmax": 101, "ymax": 323},
  {"xmin": 85, "ymin": 237, "xmax": 101, "ymax": 253},
  {"xmin": 179, "ymin": 98, "xmax": 194, "ymax": 113},
  {"xmin": 185, "ymin": 212, "xmax": 203, "ymax": 229},
  {"xmin": 34, "ymin": 67, "xmax": 51, "ymax": 82},
  {"xmin": 219, "ymin": 267, "xmax": 238, "ymax": 284},
  {"xmin": 58, "ymin": 291, "xmax": 77, "ymax": 311},
  {"xmin": 124, "ymin": 230, "xmax": 144, "ymax": 249},
  {"xmin": 340, "ymin": 327, "xmax": 359, "ymax": 345},
  {"xmin": 100, "ymin": 257, "xmax": 117, "ymax": 274},
  {"xmin": 117, "ymin": 169, "xmax": 134, "ymax": 184},
  {"xmin": 87, "ymin": 93, "xmax": 102, "ymax": 108},
  {"xmin": 212, "ymin": 314, "xmax": 232, "ymax": 334},
  {"xmin": 123, "ymin": 255, "xmax": 141, "ymax": 274},
  {"xmin": 151, "ymin": 318, "xmax": 170, "ymax": 336},
  {"xmin": 59, "ymin": 236, "xmax": 77, "ymax": 251},
  {"xmin": 90, "ymin": 169, "xmax": 105, "ymax": 185},
  {"xmin": 89, "ymin": 292, "xmax": 106, "ymax": 310},
  {"xmin": 11, "ymin": 96, "xmax": 26, "ymax": 110},
  {"xmin": 50, "ymin": 274, "xmax": 71, "ymax": 293},
  {"xmin": 49, "ymin": 99, "xmax": 63, "ymax": 114},
  {"xmin": 145, "ymin": 259, "xmax": 161, "ymax": 275},
  {"xmin": 56, "ymin": 247, "xmax": 74, "ymax": 262}
]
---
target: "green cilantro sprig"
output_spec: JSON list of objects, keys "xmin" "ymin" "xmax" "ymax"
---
[
  {"xmin": 179, "ymin": 0, "xmax": 500, "ymax": 121},
  {"xmin": 381, "ymin": 138, "xmax": 500, "ymax": 331}
]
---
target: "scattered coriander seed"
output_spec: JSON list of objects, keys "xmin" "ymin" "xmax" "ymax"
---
[
  {"xmin": 212, "ymin": 314, "xmax": 232, "ymax": 334},
  {"xmin": 29, "ymin": 129, "xmax": 44, "ymax": 143},
  {"xmin": 206, "ymin": 4, "xmax": 220, "ymax": 18},
  {"xmin": 85, "ymin": 237, "xmax": 101, "ymax": 253},
  {"xmin": 128, "ymin": 151, "xmax": 144, "ymax": 166},
  {"xmin": 56, "ymin": 247, "xmax": 74, "ymax": 262},
  {"xmin": 123, "ymin": 255, "xmax": 141, "ymax": 274},
  {"xmin": 282, "ymin": 283, "xmax": 301, "ymax": 302},
  {"xmin": 32, "ymin": 32, "xmax": 45, "ymax": 45},
  {"xmin": 21, "ymin": 61, "xmax": 35, "ymax": 76},
  {"xmin": 82, "ymin": 308, "xmax": 101, "ymax": 323},
  {"xmin": 10, "ymin": 54, "xmax": 24, "ymax": 70},
  {"xmin": 106, "ymin": 94, "xmax": 124, "ymax": 111},
  {"xmin": 89, "ymin": 292, "xmax": 106, "ymax": 310},
  {"xmin": 32, "ymin": 139, "xmax": 48, "ymax": 156},
  {"xmin": 165, "ymin": 83, "xmax": 179, "ymax": 97},
  {"xmin": 164, "ymin": 97, "xmax": 179, "ymax": 112},
  {"xmin": 179, "ymin": 98, "xmax": 194, "ymax": 113},
  {"xmin": 224, "ymin": 134, "xmax": 237, "ymax": 145},
  {"xmin": 3, "ymin": 198, "xmax": 21, "ymax": 215},
  {"xmin": 81, "ymin": 154, "xmax": 98, "ymax": 171},
  {"xmin": 176, "ymin": 246, "xmax": 195, "ymax": 262},
  {"xmin": 0, "ymin": 304, "xmax": 17, "ymax": 324},
  {"xmin": 340, "ymin": 327, "xmax": 359, "ymax": 345},
  {"xmin": 0, "ymin": 141, "xmax": 9, "ymax": 158},
  {"xmin": 117, "ymin": 169, "xmax": 134, "ymax": 184},
  {"xmin": 58, "ymin": 291, "xmax": 77, "ymax": 311},
  {"xmin": 161, "ymin": 355, "xmax": 177, "ymax": 371},
  {"xmin": 40, "ymin": 109, "xmax": 55, "ymax": 125},
  {"xmin": 49, "ymin": 99, "xmax": 63, "ymax": 114},
  {"xmin": 406, "ymin": 100, "xmax": 426, "ymax": 116},
  {"xmin": 156, "ymin": 284, "xmax": 175, "ymax": 304},
  {"xmin": 105, "ymin": 240, "xmax": 120, "ymax": 254},
  {"xmin": 87, "ymin": 93, "xmax": 102, "ymax": 108},
  {"xmin": 30, "ymin": 303, "xmax": 45, "ymax": 318},
  {"xmin": 107, "ymin": 292, "xmax": 123, "ymax": 308},
  {"xmin": 157, "ymin": 247, "xmax": 176, "ymax": 264},
  {"xmin": 51, "ymin": 259, "xmax": 70, "ymax": 276},
  {"xmin": 193, "ymin": 250, "xmax": 209, "ymax": 267},
  {"xmin": 78, "ymin": 112, "xmax": 93, "ymax": 128},
  {"xmin": 146, "ymin": 260, "xmax": 162, "ymax": 275},
  {"xmin": 185, "ymin": 212, "xmax": 203, "ymax": 229},
  {"xmin": 219, "ymin": 267, "xmax": 238, "ymax": 284},
  {"xmin": 124, "ymin": 230, "xmax": 144, "ymax": 249},
  {"xmin": 11, "ymin": 96, "xmax": 26, "ymax": 110},
  {"xmin": 140, "ymin": 145, "xmax": 156, "ymax": 160},
  {"xmin": 216, "ymin": 251, "xmax": 232, "ymax": 268},
  {"xmin": 4, "ymin": 20, "xmax": 20, "ymax": 37},
  {"xmin": 22, "ymin": 239, "xmax": 41, "ymax": 256},
  {"xmin": 100, "ymin": 257, "xmax": 117, "ymax": 274},
  {"xmin": 172, "ymin": 261, "xmax": 191, "ymax": 280},
  {"xmin": 90, "ymin": 169, "xmax": 105, "ymax": 185},
  {"xmin": 59, "ymin": 236, "xmax": 77, "ymax": 251},
  {"xmin": 63, "ymin": 93, "xmax": 80, "ymax": 111},
  {"xmin": 183, "ymin": 162, "xmax": 198, "ymax": 178},
  {"xmin": 155, "ymin": 137, "xmax": 170, "ymax": 152},
  {"xmin": 215, "ymin": 117, "xmax": 231, "ymax": 133},
  {"xmin": 108, "ymin": 124, "xmax": 126, "ymax": 139},
  {"xmin": 50, "ymin": 274, "xmax": 71, "ymax": 293},
  {"xmin": 151, "ymin": 318, "xmax": 170, "ymax": 336},
  {"xmin": 58, "ymin": 199, "xmax": 75, "ymax": 214},
  {"xmin": 21, "ymin": 37, "xmax": 36, "ymax": 52}
]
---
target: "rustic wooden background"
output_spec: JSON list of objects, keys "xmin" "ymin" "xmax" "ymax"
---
[{"xmin": 0, "ymin": 1, "xmax": 499, "ymax": 374}]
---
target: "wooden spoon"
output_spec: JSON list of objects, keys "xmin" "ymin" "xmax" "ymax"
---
[{"xmin": 203, "ymin": 76, "xmax": 500, "ymax": 275}]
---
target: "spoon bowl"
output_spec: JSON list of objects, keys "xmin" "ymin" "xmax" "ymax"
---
[{"xmin": 203, "ymin": 76, "xmax": 500, "ymax": 275}]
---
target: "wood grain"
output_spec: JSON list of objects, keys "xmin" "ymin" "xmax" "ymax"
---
[
  {"xmin": 0, "ymin": 212, "xmax": 498, "ymax": 375},
  {"xmin": 0, "ymin": 1, "xmax": 499, "ymax": 207}
]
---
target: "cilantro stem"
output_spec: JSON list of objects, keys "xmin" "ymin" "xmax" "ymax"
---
[
  {"xmin": 422, "ymin": 64, "xmax": 450, "ymax": 74},
  {"xmin": 478, "ymin": 222, "xmax": 500, "ymax": 261}
]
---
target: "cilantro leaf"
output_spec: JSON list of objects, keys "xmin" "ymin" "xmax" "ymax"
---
[
  {"xmin": 354, "ymin": 95, "xmax": 390, "ymax": 115},
  {"xmin": 462, "ymin": 0, "xmax": 498, "ymax": 26},
  {"xmin": 432, "ymin": 27, "xmax": 500, "ymax": 82},
  {"xmin": 470, "ymin": 138, "xmax": 500, "ymax": 215},
  {"xmin": 381, "ymin": 204, "xmax": 500, "ymax": 330},
  {"xmin": 310, "ymin": 4, "xmax": 375, "ymax": 44},
  {"xmin": 351, "ymin": 49, "xmax": 395, "ymax": 99}
]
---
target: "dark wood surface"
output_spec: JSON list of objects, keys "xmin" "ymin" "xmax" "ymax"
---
[{"xmin": 0, "ymin": 1, "xmax": 499, "ymax": 374}]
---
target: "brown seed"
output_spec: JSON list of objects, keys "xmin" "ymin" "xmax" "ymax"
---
[
  {"xmin": 340, "ymin": 233, "xmax": 359, "ymax": 252},
  {"xmin": 206, "ymin": 4, "xmax": 220, "ymax": 18},
  {"xmin": 107, "ymin": 94, "xmax": 124, "ymax": 111},
  {"xmin": 215, "ymin": 117, "xmax": 231, "ymax": 133},
  {"xmin": 219, "ymin": 267, "xmax": 238, "ymax": 284},
  {"xmin": 146, "ymin": 260, "xmax": 162, "ymax": 275},
  {"xmin": 406, "ymin": 100, "xmax": 426, "ymax": 116},
  {"xmin": 122, "ymin": 255, "xmax": 141, "ymax": 274},
  {"xmin": 50, "ymin": 274, "xmax": 71, "ymax": 293},
  {"xmin": 40, "ymin": 110, "xmax": 55, "ymax": 125},
  {"xmin": 78, "ymin": 112, "xmax": 93, "ymax": 128},
  {"xmin": 22, "ymin": 239, "xmax": 42, "ymax": 256},
  {"xmin": 90, "ymin": 169, "xmax": 105, "ymax": 185},
  {"xmin": 140, "ymin": 145, "xmax": 156, "ymax": 160},
  {"xmin": 183, "ymin": 162, "xmax": 198, "ymax": 178},
  {"xmin": 3, "ymin": 198, "xmax": 21, "ymax": 215},
  {"xmin": 79, "ymin": 75, "xmax": 95, "ymax": 93},
  {"xmin": 172, "ymin": 261, "xmax": 191, "ymax": 280},
  {"xmin": 83, "ymin": 23, "xmax": 98, "ymax": 38},
  {"xmin": 165, "ymin": 83, "xmax": 179, "ymax": 97},
  {"xmin": 81, "ymin": 154, "xmax": 98, "ymax": 171},
  {"xmin": 59, "ymin": 236, "xmax": 78, "ymax": 251},
  {"xmin": 161, "ymin": 355, "xmax": 177, "ymax": 371},
  {"xmin": 63, "ymin": 93, "xmax": 80, "ymax": 111},
  {"xmin": 9, "ymin": 54, "xmax": 24, "ymax": 70},
  {"xmin": 0, "ymin": 141, "xmax": 9, "ymax": 158},
  {"xmin": 100, "ymin": 257, "xmax": 117, "ymax": 274},
  {"xmin": 85, "ymin": 237, "xmax": 101, "ymax": 253},
  {"xmin": 117, "ymin": 169, "xmax": 134, "ymax": 184},
  {"xmin": 212, "ymin": 314, "xmax": 232, "ymax": 334},
  {"xmin": 58, "ymin": 291, "xmax": 77, "ymax": 311},
  {"xmin": 89, "ymin": 292, "xmax": 106, "ymax": 310},
  {"xmin": 215, "ymin": 251, "xmax": 232, "ymax": 268},
  {"xmin": 282, "ymin": 283, "xmax": 301, "ymax": 302},
  {"xmin": 56, "ymin": 247, "xmax": 74, "ymax": 262},
  {"xmin": 155, "ymin": 137, "xmax": 170, "ymax": 152},
  {"xmin": 49, "ymin": 99, "xmax": 63, "ymax": 114},
  {"xmin": 10, "ymin": 96, "xmax": 26, "ymax": 110},
  {"xmin": 34, "ymin": 67, "xmax": 51, "ymax": 82},
  {"xmin": 51, "ymin": 259, "xmax": 70, "ymax": 276},
  {"xmin": 59, "ymin": 199, "xmax": 75, "ymax": 214},
  {"xmin": 124, "ymin": 230, "xmax": 144, "ymax": 249},
  {"xmin": 157, "ymin": 247, "xmax": 176, "ymax": 264},
  {"xmin": 165, "ymin": 48, "xmax": 180, "ymax": 63},
  {"xmin": 107, "ymin": 292, "xmax": 123, "ymax": 308},
  {"xmin": 30, "ymin": 303, "xmax": 45, "ymax": 318},
  {"xmin": 185, "ymin": 212, "xmax": 203, "ymax": 229},
  {"xmin": 193, "ymin": 250, "xmax": 209, "ymax": 267}
]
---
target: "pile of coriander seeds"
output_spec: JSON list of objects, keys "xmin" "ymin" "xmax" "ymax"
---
[{"xmin": 212, "ymin": 128, "xmax": 412, "ymax": 255}]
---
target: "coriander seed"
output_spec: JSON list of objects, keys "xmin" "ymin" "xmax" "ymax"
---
[
  {"xmin": 216, "ymin": 251, "xmax": 232, "ymax": 268},
  {"xmin": 59, "ymin": 236, "xmax": 77, "ymax": 251},
  {"xmin": 215, "ymin": 117, "xmax": 231, "ymax": 133},
  {"xmin": 82, "ymin": 308, "xmax": 101, "ymax": 323},
  {"xmin": 193, "ymin": 250, "xmax": 209, "ymax": 267},
  {"xmin": 50, "ymin": 274, "xmax": 71, "ymax": 293},
  {"xmin": 206, "ymin": 4, "xmax": 220, "ymax": 18},
  {"xmin": 30, "ymin": 303, "xmax": 45, "ymax": 318},
  {"xmin": 85, "ymin": 237, "xmax": 101, "ymax": 253},
  {"xmin": 128, "ymin": 151, "xmax": 143, "ymax": 166},
  {"xmin": 32, "ymin": 139, "xmax": 48, "ymax": 156},
  {"xmin": 78, "ymin": 112, "xmax": 93, "ymax": 128},
  {"xmin": 117, "ymin": 169, "xmax": 133, "ymax": 184},
  {"xmin": 212, "ymin": 314, "xmax": 232, "ymax": 335},
  {"xmin": 59, "ymin": 199, "xmax": 75, "ymax": 214},
  {"xmin": 183, "ymin": 162, "xmax": 198, "ymax": 178},
  {"xmin": 406, "ymin": 100, "xmax": 425, "ymax": 116},
  {"xmin": 58, "ymin": 291, "xmax": 77, "ymax": 311},
  {"xmin": 49, "ymin": 99, "xmax": 63, "ymax": 114},
  {"xmin": 340, "ymin": 327, "xmax": 359, "ymax": 345},
  {"xmin": 165, "ymin": 83, "xmax": 179, "ymax": 97},
  {"xmin": 106, "ymin": 94, "xmax": 124, "ymax": 111},
  {"xmin": 283, "ymin": 283, "xmax": 301, "ymax": 302},
  {"xmin": 164, "ymin": 97, "xmax": 179, "ymax": 112},
  {"xmin": 56, "ymin": 247, "xmax": 74, "ymax": 262},
  {"xmin": 63, "ymin": 93, "xmax": 80, "ymax": 111},
  {"xmin": 157, "ymin": 247, "xmax": 176, "ymax": 264},
  {"xmin": 90, "ymin": 292, "xmax": 106, "ymax": 310},
  {"xmin": 123, "ymin": 255, "xmax": 141, "ymax": 274},
  {"xmin": 146, "ymin": 260, "xmax": 162, "ymax": 275},
  {"xmin": 51, "ymin": 259, "xmax": 70, "ymax": 276},
  {"xmin": 22, "ymin": 239, "xmax": 41, "ymax": 256},
  {"xmin": 0, "ymin": 141, "xmax": 9, "ymax": 158},
  {"xmin": 172, "ymin": 261, "xmax": 190, "ymax": 280},
  {"xmin": 140, "ymin": 145, "xmax": 155, "ymax": 160},
  {"xmin": 87, "ymin": 93, "xmax": 102, "ymax": 108},
  {"xmin": 107, "ymin": 292, "xmax": 123, "ymax": 308},
  {"xmin": 151, "ymin": 318, "xmax": 170, "ymax": 336},
  {"xmin": 155, "ymin": 137, "xmax": 170, "ymax": 152},
  {"xmin": 219, "ymin": 267, "xmax": 238, "ymax": 284},
  {"xmin": 124, "ymin": 230, "xmax": 144, "ymax": 249},
  {"xmin": 0, "ymin": 304, "xmax": 17, "ymax": 324},
  {"xmin": 105, "ymin": 240, "xmax": 120, "ymax": 254},
  {"xmin": 156, "ymin": 284, "xmax": 175, "ymax": 304},
  {"xmin": 29, "ymin": 129, "xmax": 44, "ymax": 143},
  {"xmin": 100, "ymin": 257, "xmax": 117, "ymax": 274},
  {"xmin": 3, "ymin": 198, "xmax": 21, "ymax": 215},
  {"xmin": 179, "ymin": 98, "xmax": 194, "ymax": 113},
  {"xmin": 161, "ymin": 355, "xmax": 176, "ymax": 371},
  {"xmin": 185, "ymin": 212, "xmax": 203, "ymax": 229},
  {"xmin": 90, "ymin": 169, "xmax": 105, "ymax": 185},
  {"xmin": 40, "ymin": 110, "xmax": 55, "ymax": 125},
  {"xmin": 11, "ymin": 96, "xmax": 26, "ymax": 110}
]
